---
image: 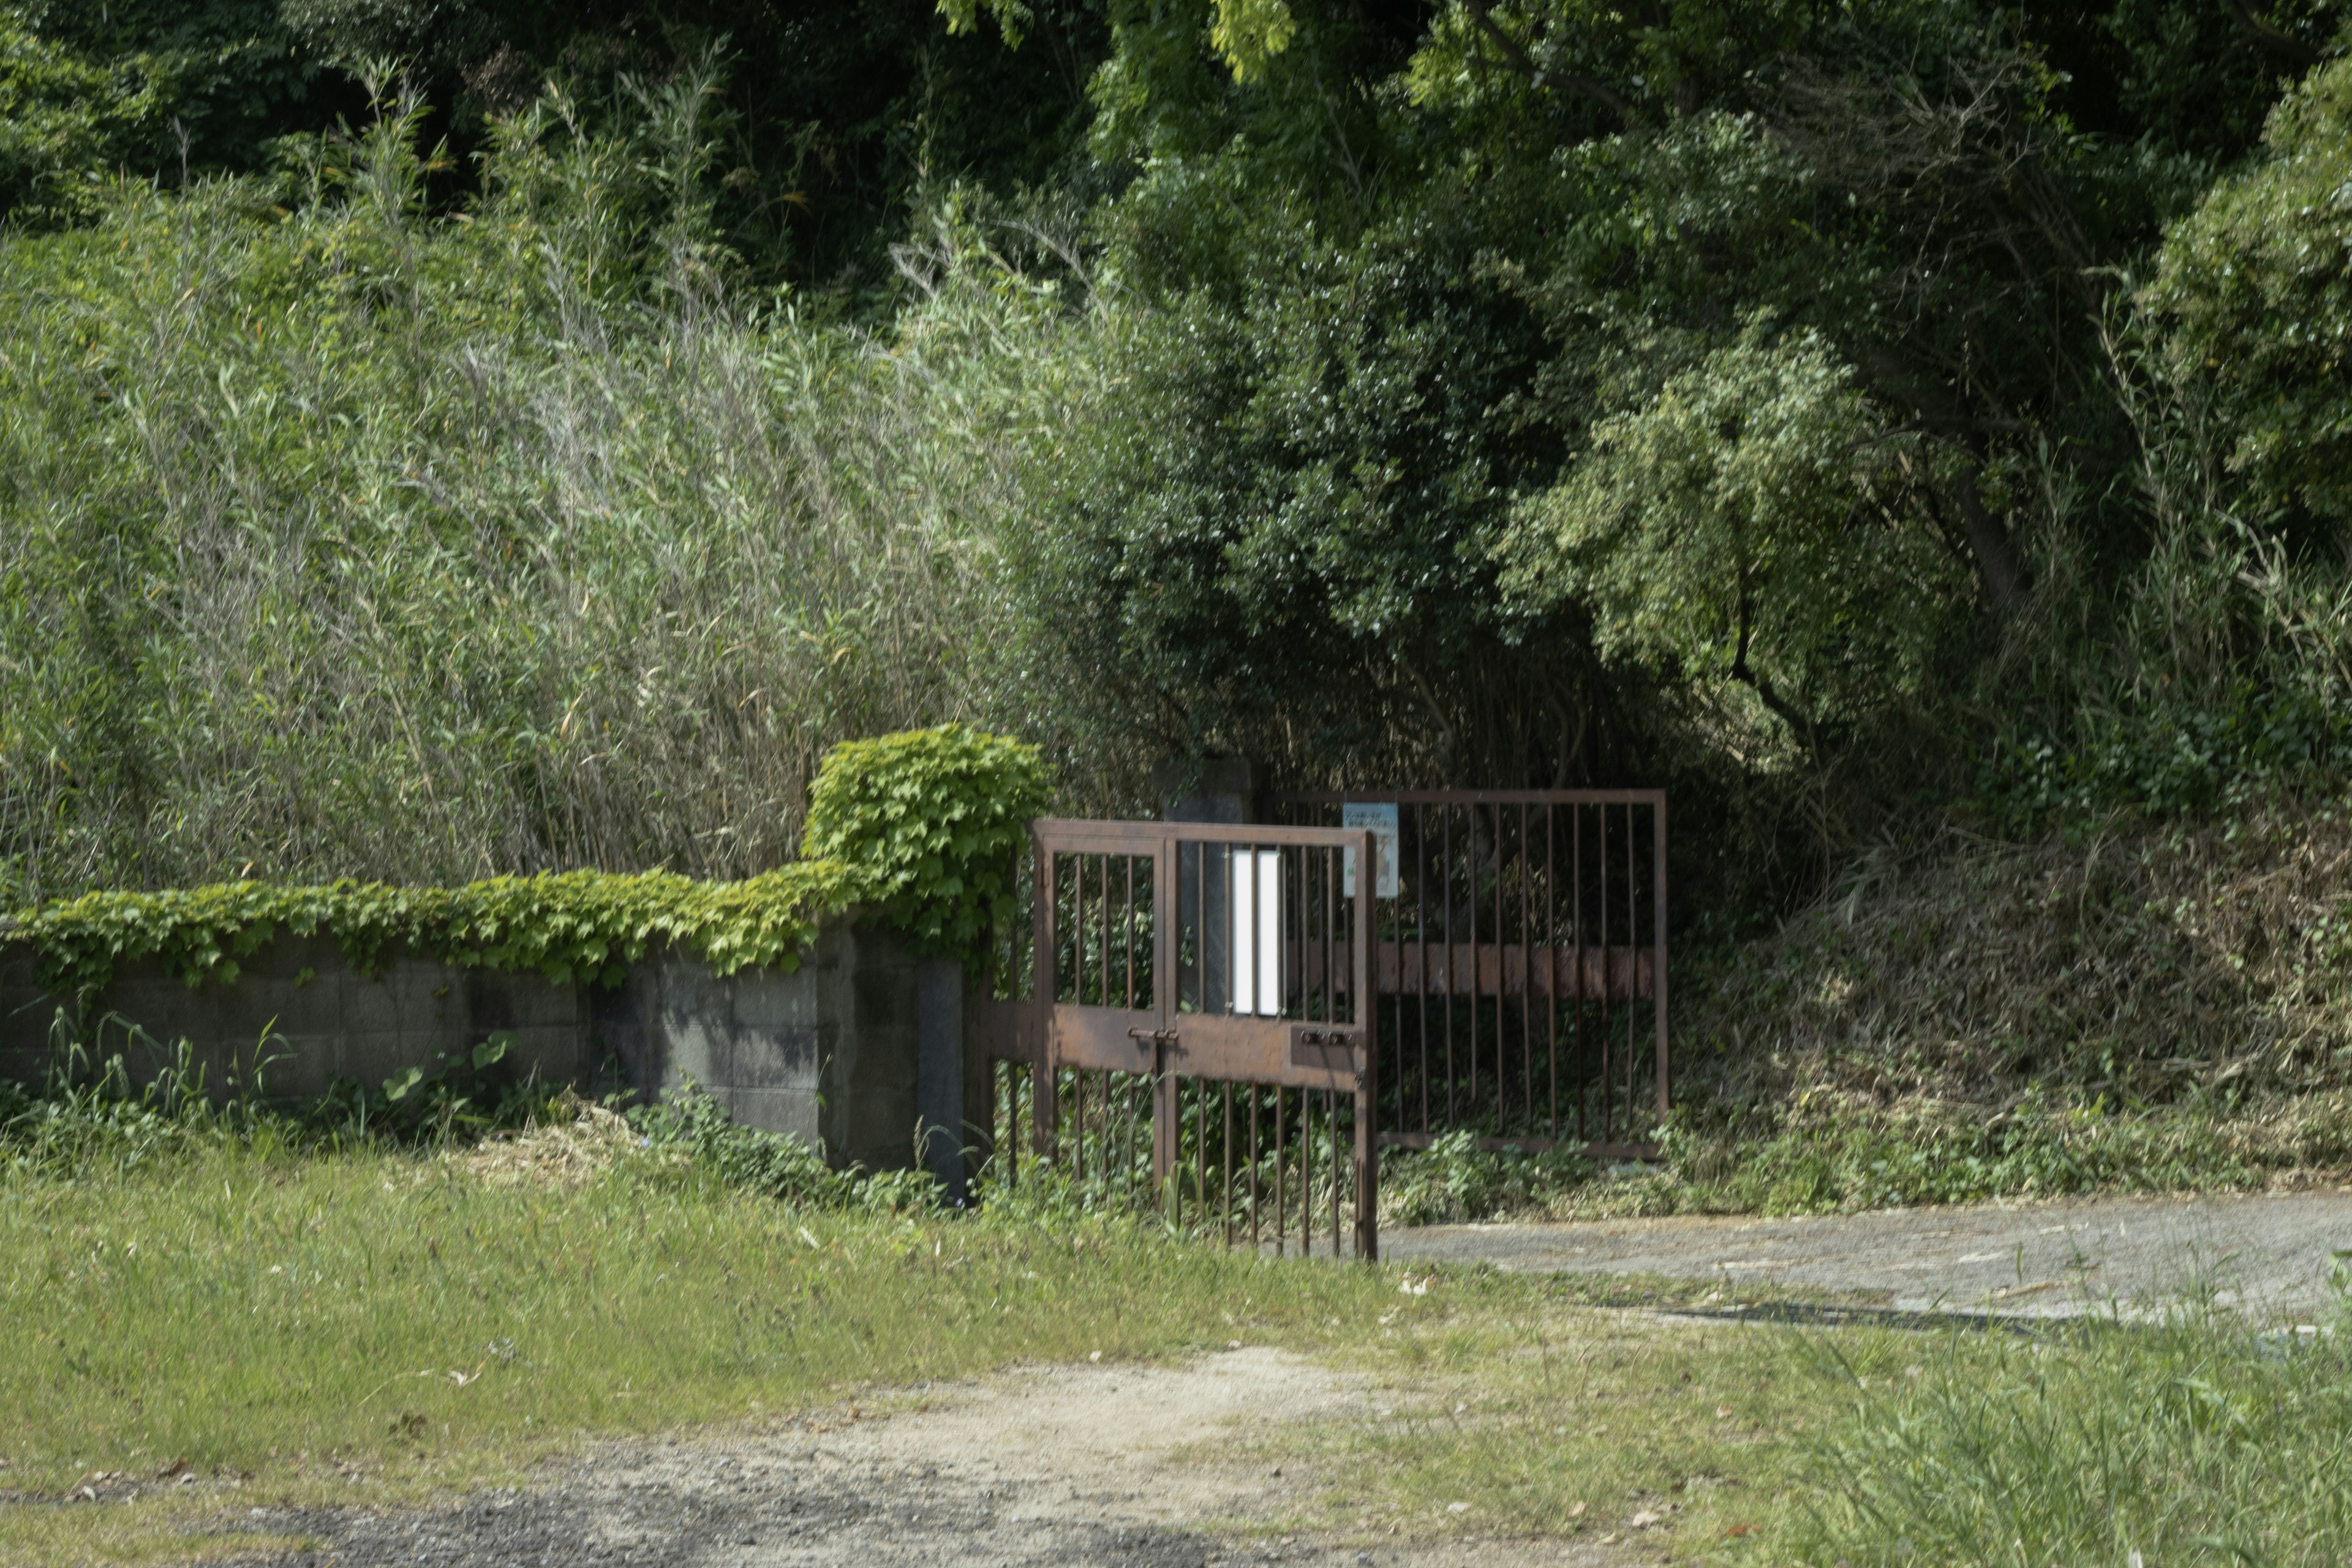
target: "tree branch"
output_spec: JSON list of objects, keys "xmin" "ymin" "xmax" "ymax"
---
[
  {"xmin": 1730, "ymin": 572, "xmax": 1815, "ymax": 741},
  {"xmin": 2223, "ymin": 0, "xmax": 2326, "ymax": 70},
  {"xmin": 1458, "ymin": 0, "xmax": 1637, "ymax": 123}
]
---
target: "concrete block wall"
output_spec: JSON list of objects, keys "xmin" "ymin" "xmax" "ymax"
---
[{"xmin": 0, "ymin": 915, "xmax": 973, "ymax": 1199}]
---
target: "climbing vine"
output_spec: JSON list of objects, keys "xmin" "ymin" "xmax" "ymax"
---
[{"xmin": 6, "ymin": 725, "xmax": 1051, "ymax": 999}]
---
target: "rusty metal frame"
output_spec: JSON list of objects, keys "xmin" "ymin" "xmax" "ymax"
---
[
  {"xmin": 1025, "ymin": 817, "xmax": 1379, "ymax": 1260},
  {"xmin": 1276, "ymin": 790, "xmax": 1669, "ymax": 1158}
]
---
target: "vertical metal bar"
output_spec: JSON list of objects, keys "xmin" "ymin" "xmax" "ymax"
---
[
  {"xmin": 997, "ymin": 1061, "xmax": 1011, "ymax": 1189},
  {"xmin": 1518, "ymin": 803, "xmax": 1534, "ymax": 1137},
  {"xmin": 1194, "ymin": 1074, "xmax": 1208, "ymax": 1230},
  {"xmin": 1250, "ymin": 1084, "xmax": 1261, "ymax": 1247},
  {"xmin": 1466, "ymin": 805, "xmax": 1479, "ymax": 1118},
  {"xmin": 1442, "ymin": 805, "xmax": 1455, "ymax": 1123},
  {"xmin": 1416, "ymin": 803, "xmax": 1430, "ymax": 1136},
  {"xmin": 1197, "ymin": 838, "xmax": 1208, "ymax": 1016},
  {"xmin": 1573, "ymin": 805, "xmax": 1586, "ymax": 1144},
  {"xmin": 1328, "ymin": 1088, "xmax": 1341, "ymax": 1258},
  {"xmin": 1654, "ymin": 794, "xmax": 1672, "ymax": 1122},
  {"xmin": 1301, "ymin": 1085, "xmax": 1314, "ymax": 1257},
  {"xmin": 1154, "ymin": 831, "xmax": 1180, "ymax": 1210},
  {"xmin": 1547, "ymin": 803, "xmax": 1560, "ymax": 1140},
  {"xmin": 1031, "ymin": 840, "xmax": 1055, "ymax": 1166},
  {"xmin": 1323, "ymin": 842, "xmax": 1336, "ymax": 1027},
  {"xmin": 1493, "ymin": 804, "xmax": 1506, "ymax": 1133},
  {"xmin": 1222, "ymin": 1080, "xmax": 1234, "ymax": 1246},
  {"xmin": 1169, "ymin": 1077, "xmax": 1182, "ymax": 1230},
  {"xmin": 1273, "ymin": 1085, "xmax": 1286, "ymax": 1258},
  {"xmin": 1597, "ymin": 802, "xmax": 1611, "ymax": 1142},
  {"xmin": 1125, "ymin": 854, "xmax": 1137, "ymax": 1010},
  {"xmin": 1354, "ymin": 821, "xmax": 1378, "ymax": 1262},
  {"xmin": 1626, "ymin": 801, "xmax": 1640, "ymax": 1128}
]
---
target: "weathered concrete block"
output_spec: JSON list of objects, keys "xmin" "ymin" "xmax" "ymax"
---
[{"xmin": 1, "ymin": 911, "xmax": 975, "ymax": 1185}]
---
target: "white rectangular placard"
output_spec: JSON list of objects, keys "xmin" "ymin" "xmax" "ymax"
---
[
  {"xmin": 1341, "ymin": 801, "xmax": 1400, "ymax": 899},
  {"xmin": 1228, "ymin": 848, "xmax": 1283, "ymax": 1017}
]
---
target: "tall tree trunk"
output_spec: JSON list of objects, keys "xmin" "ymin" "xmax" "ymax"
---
[{"xmin": 1950, "ymin": 447, "xmax": 2029, "ymax": 613}]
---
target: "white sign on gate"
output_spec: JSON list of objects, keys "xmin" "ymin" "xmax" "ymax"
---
[
  {"xmin": 1341, "ymin": 801, "xmax": 1400, "ymax": 899},
  {"xmin": 1228, "ymin": 847, "xmax": 1283, "ymax": 1017}
]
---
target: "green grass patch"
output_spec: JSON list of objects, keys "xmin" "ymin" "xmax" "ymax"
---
[
  {"xmin": 0, "ymin": 1144, "xmax": 1396, "ymax": 1563},
  {"xmin": 1291, "ymin": 1267, "xmax": 2352, "ymax": 1566},
  {"xmin": 1784, "ymin": 1303, "xmax": 2352, "ymax": 1566},
  {"xmin": 6, "ymin": 1103, "xmax": 2350, "ymax": 1568},
  {"xmin": 1379, "ymin": 1092, "xmax": 2352, "ymax": 1226}
]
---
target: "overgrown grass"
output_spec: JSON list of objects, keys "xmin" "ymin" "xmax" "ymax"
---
[
  {"xmin": 0, "ymin": 80, "xmax": 1103, "ymax": 907},
  {"xmin": 1785, "ymin": 1297, "xmax": 2352, "ymax": 1566},
  {"xmin": 1380, "ymin": 1090, "xmax": 2352, "ymax": 1225},
  {"xmin": 6, "ymin": 1077, "xmax": 2352, "ymax": 1568},
  {"xmin": 1293, "ymin": 1269, "xmax": 2352, "ymax": 1567},
  {"xmin": 0, "ymin": 1139, "xmax": 1396, "ymax": 1564}
]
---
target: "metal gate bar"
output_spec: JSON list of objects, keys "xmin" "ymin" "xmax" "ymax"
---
[
  {"xmin": 1275, "ymin": 791, "xmax": 1668, "ymax": 1158},
  {"xmin": 975, "ymin": 818, "xmax": 1379, "ymax": 1257}
]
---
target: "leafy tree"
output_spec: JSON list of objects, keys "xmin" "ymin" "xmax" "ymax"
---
[
  {"xmin": 2150, "ymin": 56, "xmax": 2352, "ymax": 532},
  {"xmin": 1497, "ymin": 323, "xmax": 1964, "ymax": 745}
]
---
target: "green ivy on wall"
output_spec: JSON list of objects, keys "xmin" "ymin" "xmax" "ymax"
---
[{"xmin": 5, "ymin": 726, "xmax": 1050, "ymax": 1000}]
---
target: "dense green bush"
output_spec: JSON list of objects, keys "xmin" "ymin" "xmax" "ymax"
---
[
  {"xmin": 2152, "ymin": 58, "xmax": 2352, "ymax": 531},
  {"xmin": 801, "ymin": 724, "xmax": 1051, "ymax": 966}
]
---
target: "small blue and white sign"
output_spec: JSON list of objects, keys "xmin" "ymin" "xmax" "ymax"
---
[{"xmin": 1341, "ymin": 801, "xmax": 1400, "ymax": 899}]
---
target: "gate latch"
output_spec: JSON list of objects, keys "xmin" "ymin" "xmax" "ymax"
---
[
  {"xmin": 1126, "ymin": 1027, "xmax": 1181, "ymax": 1046},
  {"xmin": 1288, "ymin": 1025, "xmax": 1362, "ymax": 1071}
]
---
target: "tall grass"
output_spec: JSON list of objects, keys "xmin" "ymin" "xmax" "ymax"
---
[
  {"xmin": 0, "ymin": 74, "xmax": 1095, "ymax": 907},
  {"xmin": 1789, "ymin": 1297, "xmax": 2352, "ymax": 1566}
]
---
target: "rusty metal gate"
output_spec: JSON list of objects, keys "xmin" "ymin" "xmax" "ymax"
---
[
  {"xmin": 976, "ymin": 818, "xmax": 1380, "ymax": 1259},
  {"xmin": 1273, "ymin": 792, "xmax": 1668, "ymax": 1157},
  {"xmin": 965, "ymin": 790, "xmax": 1670, "ymax": 1240}
]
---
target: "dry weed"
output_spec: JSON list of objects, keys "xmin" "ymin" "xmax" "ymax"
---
[
  {"xmin": 451, "ymin": 1093, "xmax": 642, "ymax": 1190},
  {"xmin": 1683, "ymin": 806, "xmax": 2352, "ymax": 1114}
]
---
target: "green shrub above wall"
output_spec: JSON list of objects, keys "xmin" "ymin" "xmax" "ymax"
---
[
  {"xmin": 801, "ymin": 724, "xmax": 1051, "ymax": 965},
  {"xmin": 4, "ymin": 726, "xmax": 1052, "ymax": 1000}
]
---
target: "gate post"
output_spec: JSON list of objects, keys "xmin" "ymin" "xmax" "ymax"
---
[
  {"xmin": 1030, "ymin": 830, "xmax": 1057, "ymax": 1166},
  {"xmin": 1152, "ymin": 1042, "xmax": 1177, "ymax": 1212},
  {"xmin": 1352, "ymin": 824, "xmax": 1378, "ymax": 1262}
]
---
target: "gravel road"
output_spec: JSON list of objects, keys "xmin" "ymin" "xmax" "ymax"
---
[
  {"xmin": 1385, "ymin": 1189, "xmax": 2352, "ymax": 1319},
  {"xmin": 232, "ymin": 1349, "xmax": 1624, "ymax": 1568}
]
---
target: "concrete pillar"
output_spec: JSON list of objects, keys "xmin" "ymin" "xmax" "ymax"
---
[
  {"xmin": 1152, "ymin": 756, "xmax": 1262, "ymax": 824},
  {"xmin": 914, "ymin": 956, "xmax": 967, "ymax": 1205}
]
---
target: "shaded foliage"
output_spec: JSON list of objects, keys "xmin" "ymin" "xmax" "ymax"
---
[{"xmin": 2, "ymin": 0, "xmax": 2351, "ymax": 938}]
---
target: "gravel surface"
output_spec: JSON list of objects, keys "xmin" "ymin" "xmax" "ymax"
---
[
  {"xmin": 1386, "ymin": 1189, "xmax": 2352, "ymax": 1319},
  {"xmin": 228, "ymin": 1349, "xmax": 1627, "ymax": 1568}
]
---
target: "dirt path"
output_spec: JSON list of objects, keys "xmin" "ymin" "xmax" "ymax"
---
[
  {"xmin": 1386, "ymin": 1189, "xmax": 2352, "ymax": 1318},
  {"xmin": 239, "ymin": 1349, "xmax": 1626, "ymax": 1568}
]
